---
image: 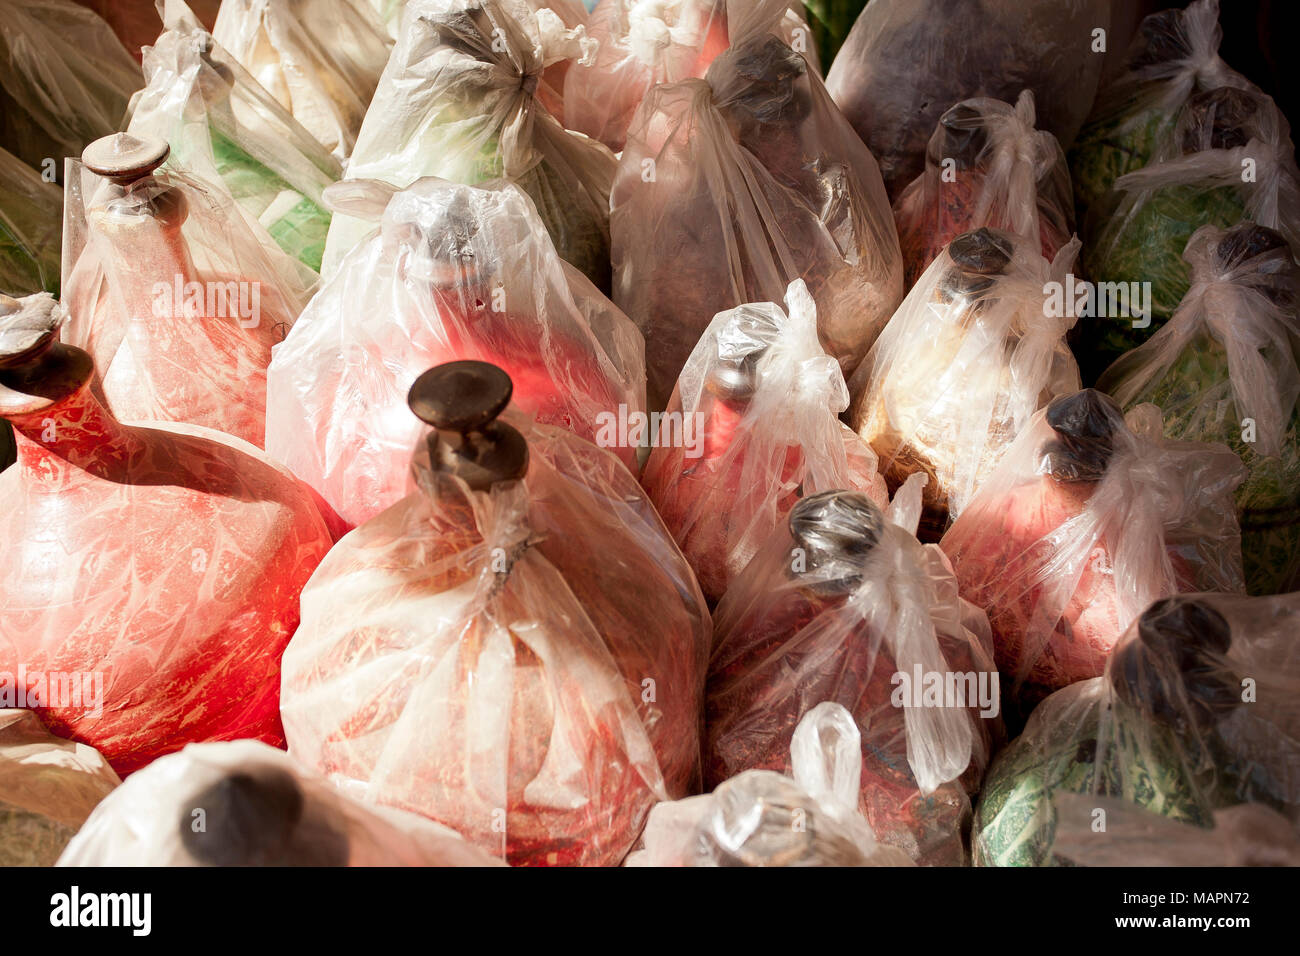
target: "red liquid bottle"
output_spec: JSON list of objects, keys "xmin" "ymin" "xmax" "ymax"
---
[{"xmin": 0, "ymin": 292, "xmax": 332, "ymax": 776}]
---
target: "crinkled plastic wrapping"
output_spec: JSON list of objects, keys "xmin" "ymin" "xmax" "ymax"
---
[
  {"xmin": 1098, "ymin": 224, "xmax": 1300, "ymax": 597},
  {"xmin": 940, "ymin": 390, "xmax": 1247, "ymax": 725},
  {"xmin": 0, "ymin": 710, "xmax": 120, "ymax": 867},
  {"xmin": 130, "ymin": 4, "xmax": 342, "ymax": 273},
  {"xmin": 611, "ymin": 13, "xmax": 902, "ymax": 410},
  {"xmin": 825, "ymin": 0, "xmax": 1112, "ymax": 198},
  {"xmin": 321, "ymin": 0, "xmax": 615, "ymax": 292},
  {"xmin": 0, "ymin": 0, "xmax": 139, "ymax": 180},
  {"xmin": 213, "ymin": 0, "xmax": 393, "ymax": 161},
  {"xmin": 349, "ymin": 0, "xmax": 407, "ymax": 38},
  {"xmin": 57, "ymin": 740, "xmax": 502, "ymax": 866},
  {"xmin": 1079, "ymin": 86, "xmax": 1300, "ymax": 368},
  {"xmin": 1050, "ymin": 794, "xmax": 1300, "ymax": 867},
  {"xmin": 628, "ymin": 703, "xmax": 915, "ymax": 866},
  {"xmin": 1, "ymin": 295, "xmax": 333, "ymax": 776},
  {"xmin": 563, "ymin": 0, "xmax": 817, "ymax": 153},
  {"xmin": 267, "ymin": 177, "xmax": 645, "ymax": 530},
  {"xmin": 894, "ymin": 91, "xmax": 1075, "ymax": 288},
  {"xmin": 0, "ymin": 145, "xmax": 62, "ymax": 297},
  {"xmin": 281, "ymin": 412, "xmax": 711, "ymax": 866},
  {"xmin": 1069, "ymin": 0, "xmax": 1252, "ymax": 232},
  {"xmin": 974, "ymin": 591, "xmax": 1300, "ymax": 866},
  {"xmin": 641, "ymin": 278, "xmax": 887, "ymax": 603},
  {"xmin": 848, "ymin": 228, "xmax": 1082, "ymax": 541},
  {"xmin": 60, "ymin": 156, "xmax": 310, "ymax": 448},
  {"xmin": 705, "ymin": 488, "xmax": 1001, "ymax": 866}
]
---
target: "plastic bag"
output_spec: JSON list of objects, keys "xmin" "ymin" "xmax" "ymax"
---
[
  {"xmin": 0, "ymin": 146, "xmax": 62, "ymax": 297},
  {"xmin": 893, "ymin": 90, "xmax": 1075, "ymax": 289},
  {"xmin": 612, "ymin": 10, "xmax": 901, "ymax": 410},
  {"xmin": 129, "ymin": 4, "xmax": 342, "ymax": 273},
  {"xmin": 800, "ymin": 0, "xmax": 866, "ymax": 69},
  {"xmin": 321, "ymin": 0, "xmax": 615, "ymax": 292},
  {"xmin": 213, "ymin": 0, "xmax": 393, "ymax": 161},
  {"xmin": 1098, "ymin": 224, "xmax": 1300, "ymax": 597},
  {"xmin": 563, "ymin": 0, "xmax": 817, "ymax": 153},
  {"xmin": 705, "ymin": 487, "xmax": 1001, "ymax": 866},
  {"xmin": 0, "ymin": 710, "xmax": 120, "ymax": 867},
  {"xmin": 267, "ymin": 176, "xmax": 645, "ymax": 531},
  {"xmin": 974, "ymin": 591, "xmax": 1300, "ymax": 866},
  {"xmin": 1079, "ymin": 86, "xmax": 1300, "ymax": 370},
  {"xmin": 628, "ymin": 702, "xmax": 914, "ymax": 866},
  {"xmin": 57, "ymin": 740, "xmax": 502, "ymax": 866},
  {"xmin": 0, "ymin": 0, "xmax": 140, "ymax": 181},
  {"xmin": 281, "ymin": 362, "xmax": 711, "ymax": 866},
  {"xmin": 0, "ymin": 292, "xmax": 333, "ymax": 776},
  {"xmin": 848, "ymin": 227, "xmax": 1082, "ymax": 541},
  {"xmin": 641, "ymin": 278, "xmax": 887, "ymax": 603},
  {"xmin": 940, "ymin": 389, "xmax": 1247, "ymax": 726},
  {"xmin": 825, "ymin": 0, "xmax": 1111, "ymax": 199},
  {"xmin": 1069, "ymin": 0, "xmax": 1252, "ymax": 231},
  {"xmin": 60, "ymin": 135, "xmax": 311, "ymax": 448}
]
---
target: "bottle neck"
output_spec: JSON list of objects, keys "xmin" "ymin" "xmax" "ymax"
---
[
  {"xmin": 5, "ymin": 377, "xmax": 145, "ymax": 480},
  {"xmin": 89, "ymin": 190, "xmax": 201, "ymax": 323}
]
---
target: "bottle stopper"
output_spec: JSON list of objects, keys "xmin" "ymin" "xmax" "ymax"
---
[
  {"xmin": 786, "ymin": 490, "xmax": 885, "ymax": 595},
  {"xmin": 82, "ymin": 133, "xmax": 170, "ymax": 185}
]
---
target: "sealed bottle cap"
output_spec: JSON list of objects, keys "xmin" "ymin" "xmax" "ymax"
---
[
  {"xmin": 1213, "ymin": 222, "xmax": 1289, "ymax": 271},
  {"xmin": 1180, "ymin": 87, "xmax": 1260, "ymax": 153},
  {"xmin": 939, "ymin": 228, "xmax": 1014, "ymax": 298},
  {"xmin": 706, "ymin": 344, "xmax": 768, "ymax": 402},
  {"xmin": 787, "ymin": 490, "xmax": 884, "ymax": 594},
  {"xmin": 1110, "ymin": 596, "xmax": 1238, "ymax": 730},
  {"xmin": 179, "ymin": 769, "xmax": 349, "ymax": 866},
  {"xmin": 1038, "ymin": 389, "xmax": 1125, "ymax": 483},
  {"xmin": 0, "ymin": 293, "xmax": 60, "ymax": 369},
  {"xmin": 721, "ymin": 34, "xmax": 810, "ymax": 125},
  {"xmin": 82, "ymin": 133, "xmax": 171, "ymax": 183},
  {"xmin": 408, "ymin": 360, "xmax": 529, "ymax": 490},
  {"xmin": 932, "ymin": 102, "xmax": 988, "ymax": 170},
  {"xmin": 1129, "ymin": 10, "xmax": 1193, "ymax": 69}
]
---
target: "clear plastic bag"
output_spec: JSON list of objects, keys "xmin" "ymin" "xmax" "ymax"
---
[
  {"xmin": 57, "ymin": 740, "xmax": 502, "ymax": 866},
  {"xmin": 0, "ymin": 0, "xmax": 140, "ymax": 181},
  {"xmin": 321, "ymin": 0, "xmax": 615, "ymax": 292},
  {"xmin": 213, "ymin": 0, "xmax": 393, "ymax": 161},
  {"xmin": 281, "ymin": 366, "xmax": 710, "ymax": 866},
  {"xmin": 129, "ymin": 3, "xmax": 342, "ymax": 273},
  {"xmin": 1098, "ymin": 223, "xmax": 1300, "ymax": 597},
  {"xmin": 0, "ymin": 710, "xmax": 120, "ymax": 867},
  {"xmin": 705, "ymin": 487, "xmax": 1001, "ymax": 866},
  {"xmin": 893, "ymin": 90, "xmax": 1075, "ymax": 288},
  {"xmin": 974, "ymin": 591, "xmax": 1300, "ymax": 866},
  {"xmin": 940, "ymin": 389, "xmax": 1247, "ymax": 726},
  {"xmin": 266, "ymin": 176, "xmax": 645, "ymax": 531},
  {"xmin": 848, "ymin": 227, "xmax": 1082, "ymax": 541},
  {"xmin": 825, "ymin": 0, "xmax": 1111, "ymax": 198},
  {"xmin": 641, "ymin": 278, "xmax": 887, "ymax": 604},
  {"xmin": 0, "ymin": 145, "xmax": 62, "ymax": 297},
  {"xmin": 611, "ymin": 8, "xmax": 901, "ymax": 410},
  {"xmin": 628, "ymin": 702, "xmax": 915, "ymax": 866}
]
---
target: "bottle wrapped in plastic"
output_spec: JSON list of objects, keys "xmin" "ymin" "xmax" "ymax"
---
[
  {"xmin": 563, "ymin": 0, "xmax": 816, "ymax": 153},
  {"xmin": 267, "ymin": 177, "xmax": 645, "ymax": 531},
  {"xmin": 0, "ymin": 292, "xmax": 333, "ymax": 776},
  {"xmin": 212, "ymin": 0, "xmax": 393, "ymax": 161},
  {"xmin": 628, "ymin": 702, "xmax": 915, "ymax": 867},
  {"xmin": 974, "ymin": 592, "xmax": 1300, "ymax": 866},
  {"xmin": 612, "ymin": 8, "xmax": 902, "ymax": 410},
  {"xmin": 281, "ymin": 361, "xmax": 711, "ymax": 867},
  {"xmin": 0, "ymin": 710, "xmax": 120, "ymax": 867},
  {"xmin": 825, "ymin": 0, "xmax": 1112, "ymax": 199},
  {"xmin": 57, "ymin": 740, "xmax": 503, "ymax": 866},
  {"xmin": 0, "ymin": 0, "xmax": 140, "ymax": 181},
  {"xmin": 848, "ymin": 228, "xmax": 1082, "ymax": 541},
  {"xmin": 1069, "ymin": 0, "xmax": 1252, "ymax": 232},
  {"xmin": 321, "ymin": 0, "xmax": 615, "ymax": 291},
  {"xmin": 0, "ymin": 145, "xmax": 62, "ymax": 297},
  {"xmin": 940, "ymin": 390, "xmax": 1247, "ymax": 726},
  {"xmin": 1050, "ymin": 794, "xmax": 1300, "ymax": 867},
  {"xmin": 641, "ymin": 278, "xmax": 887, "ymax": 604},
  {"xmin": 129, "ymin": 4, "xmax": 341, "ymax": 273},
  {"xmin": 60, "ymin": 134, "xmax": 310, "ymax": 449},
  {"xmin": 1079, "ymin": 86, "xmax": 1300, "ymax": 370},
  {"xmin": 893, "ymin": 91, "xmax": 1075, "ymax": 289},
  {"xmin": 705, "ymin": 487, "xmax": 1002, "ymax": 866},
  {"xmin": 1098, "ymin": 224, "xmax": 1300, "ymax": 597}
]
